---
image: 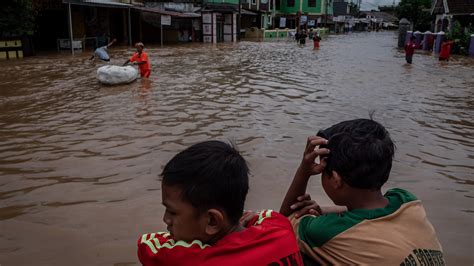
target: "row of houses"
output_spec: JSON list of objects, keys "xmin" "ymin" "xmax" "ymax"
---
[{"xmin": 31, "ymin": 0, "xmax": 340, "ymax": 51}]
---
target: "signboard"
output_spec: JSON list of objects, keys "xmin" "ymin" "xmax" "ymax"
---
[
  {"xmin": 202, "ymin": 14, "xmax": 212, "ymax": 24},
  {"xmin": 308, "ymin": 20, "xmax": 315, "ymax": 26},
  {"xmin": 279, "ymin": 17, "xmax": 286, "ymax": 28},
  {"xmin": 161, "ymin": 15, "xmax": 171, "ymax": 26},
  {"xmin": 300, "ymin": 15, "xmax": 307, "ymax": 25}
]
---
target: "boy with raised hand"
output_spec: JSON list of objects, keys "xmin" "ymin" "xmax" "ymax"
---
[
  {"xmin": 280, "ymin": 119, "xmax": 444, "ymax": 265},
  {"xmin": 89, "ymin": 38, "xmax": 116, "ymax": 62},
  {"xmin": 138, "ymin": 140, "xmax": 303, "ymax": 266}
]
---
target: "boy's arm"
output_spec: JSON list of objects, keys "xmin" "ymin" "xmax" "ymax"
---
[
  {"xmin": 107, "ymin": 38, "xmax": 117, "ymax": 48},
  {"xmin": 289, "ymin": 194, "xmax": 347, "ymax": 217},
  {"xmin": 280, "ymin": 136, "xmax": 329, "ymax": 217}
]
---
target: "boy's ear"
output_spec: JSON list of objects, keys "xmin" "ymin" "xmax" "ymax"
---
[
  {"xmin": 332, "ymin": 170, "xmax": 344, "ymax": 189},
  {"xmin": 205, "ymin": 209, "xmax": 225, "ymax": 236}
]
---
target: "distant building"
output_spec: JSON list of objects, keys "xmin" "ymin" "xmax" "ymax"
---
[
  {"xmin": 431, "ymin": 0, "xmax": 474, "ymax": 32},
  {"xmin": 274, "ymin": 0, "xmax": 334, "ymax": 30},
  {"xmin": 359, "ymin": 11, "xmax": 398, "ymax": 30}
]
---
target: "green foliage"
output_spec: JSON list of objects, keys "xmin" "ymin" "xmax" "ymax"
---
[
  {"xmin": 0, "ymin": 0, "xmax": 35, "ymax": 37},
  {"xmin": 348, "ymin": 2, "xmax": 359, "ymax": 17},
  {"xmin": 396, "ymin": 0, "xmax": 432, "ymax": 30},
  {"xmin": 446, "ymin": 21, "xmax": 472, "ymax": 55}
]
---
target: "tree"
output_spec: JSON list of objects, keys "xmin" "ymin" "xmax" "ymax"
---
[
  {"xmin": 348, "ymin": 2, "xmax": 359, "ymax": 17},
  {"xmin": 396, "ymin": 0, "xmax": 432, "ymax": 30},
  {"xmin": 0, "ymin": 0, "xmax": 35, "ymax": 37}
]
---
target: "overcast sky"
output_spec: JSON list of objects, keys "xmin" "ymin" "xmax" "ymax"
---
[{"xmin": 355, "ymin": 0, "xmax": 401, "ymax": 11}]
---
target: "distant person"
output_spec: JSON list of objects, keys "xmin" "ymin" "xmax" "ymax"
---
[
  {"xmin": 137, "ymin": 141, "xmax": 303, "ymax": 266},
  {"xmin": 300, "ymin": 31, "xmax": 307, "ymax": 46},
  {"xmin": 295, "ymin": 31, "xmax": 301, "ymax": 43},
  {"xmin": 123, "ymin": 42, "xmax": 151, "ymax": 78},
  {"xmin": 280, "ymin": 119, "xmax": 444, "ymax": 265},
  {"xmin": 89, "ymin": 38, "xmax": 116, "ymax": 62},
  {"xmin": 404, "ymin": 36, "xmax": 417, "ymax": 64},
  {"xmin": 313, "ymin": 33, "xmax": 321, "ymax": 49},
  {"xmin": 439, "ymin": 38, "xmax": 454, "ymax": 61}
]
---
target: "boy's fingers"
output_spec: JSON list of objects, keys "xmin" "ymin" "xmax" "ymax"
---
[
  {"xmin": 305, "ymin": 136, "xmax": 326, "ymax": 153},
  {"xmin": 295, "ymin": 206, "xmax": 322, "ymax": 218},
  {"xmin": 312, "ymin": 159, "xmax": 327, "ymax": 174},
  {"xmin": 310, "ymin": 138, "xmax": 328, "ymax": 147},
  {"xmin": 291, "ymin": 199, "xmax": 316, "ymax": 210},
  {"xmin": 315, "ymin": 148, "xmax": 330, "ymax": 156}
]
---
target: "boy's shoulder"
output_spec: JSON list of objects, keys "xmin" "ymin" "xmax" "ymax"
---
[
  {"xmin": 292, "ymin": 188, "xmax": 420, "ymax": 248},
  {"xmin": 138, "ymin": 210, "xmax": 302, "ymax": 266},
  {"xmin": 291, "ymin": 189, "xmax": 444, "ymax": 265}
]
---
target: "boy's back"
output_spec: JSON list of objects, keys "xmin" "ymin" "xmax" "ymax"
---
[
  {"xmin": 291, "ymin": 189, "xmax": 444, "ymax": 265},
  {"xmin": 138, "ymin": 210, "xmax": 302, "ymax": 266}
]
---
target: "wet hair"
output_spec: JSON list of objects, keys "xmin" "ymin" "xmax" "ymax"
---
[
  {"xmin": 161, "ymin": 140, "xmax": 249, "ymax": 225},
  {"xmin": 317, "ymin": 119, "xmax": 395, "ymax": 190}
]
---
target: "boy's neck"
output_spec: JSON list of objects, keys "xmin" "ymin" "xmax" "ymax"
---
[
  {"xmin": 344, "ymin": 188, "xmax": 389, "ymax": 211},
  {"xmin": 207, "ymin": 223, "xmax": 245, "ymax": 245}
]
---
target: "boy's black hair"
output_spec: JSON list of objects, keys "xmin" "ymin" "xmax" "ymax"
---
[
  {"xmin": 161, "ymin": 140, "xmax": 249, "ymax": 225},
  {"xmin": 317, "ymin": 119, "xmax": 395, "ymax": 190}
]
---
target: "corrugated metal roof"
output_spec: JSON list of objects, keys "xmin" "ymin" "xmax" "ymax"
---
[
  {"xmin": 134, "ymin": 7, "xmax": 201, "ymax": 18},
  {"xmin": 62, "ymin": 0, "xmax": 133, "ymax": 8}
]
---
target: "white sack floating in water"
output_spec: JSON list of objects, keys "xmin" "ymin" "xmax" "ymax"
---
[{"xmin": 97, "ymin": 65, "xmax": 138, "ymax": 85}]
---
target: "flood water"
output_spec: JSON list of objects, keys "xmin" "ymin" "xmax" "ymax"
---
[{"xmin": 0, "ymin": 31, "xmax": 473, "ymax": 265}]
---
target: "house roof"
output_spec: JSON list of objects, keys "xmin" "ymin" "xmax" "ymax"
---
[
  {"xmin": 62, "ymin": 0, "xmax": 134, "ymax": 8},
  {"xmin": 241, "ymin": 9, "xmax": 258, "ymax": 16},
  {"xmin": 199, "ymin": 3, "xmax": 239, "ymax": 13},
  {"xmin": 134, "ymin": 7, "xmax": 201, "ymax": 18},
  {"xmin": 360, "ymin": 11, "xmax": 398, "ymax": 22},
  {"xmin": 431, "ymin": 0, "xmax": 474, "ymax": 15}
]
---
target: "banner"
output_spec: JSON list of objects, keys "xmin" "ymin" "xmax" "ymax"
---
[
  {"xmin": 279, "ymin": 17, "xmax": 286, "ymax": 28},
  {"xmin": 300, "ymin": 16, "xmax": 307, "ymax": 25},
  {"xmin": 161, "ymin": 15, "xmax": 171, "ymax": 26}
]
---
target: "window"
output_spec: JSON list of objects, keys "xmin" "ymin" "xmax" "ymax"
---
[
  {"xmin": 308, "ymin": 0, "xmax": 316, "ymax": 7},
  {"xmin": 287, "ymin": 0, "xmax": 295, "ymax": 7},
  {"xmin": 276, "ymin": 0, "xmax": 281, "ymax": 10},
  {"xmin": 252, "ymin": 0, "xmax": 256, "ymax": 5}
]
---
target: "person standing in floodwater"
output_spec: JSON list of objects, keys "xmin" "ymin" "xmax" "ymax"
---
[
  {"xmin": 313, "ymin": 33, "xmax": 321, "ymax": 49},
  {"xmin": 299, "ymin": 31, "xmax": 307, "ymax": 46},
  {"xmin": 404, "ymin": 36, "xmax": 417, "ymax": 64},
  {"xmin": 439, "ymin": 38, "xmax": 454, "ymax": 61},
  {"xmin": 89, "ymin": 38, "xmax": 116, "ymax": 62},
  {"xmin": 123, "ymin": 42, "xmax": 151, "ymax": 78}
]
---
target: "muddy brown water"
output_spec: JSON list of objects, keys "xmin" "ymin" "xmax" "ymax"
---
[{"xmin": 0, "ymin": 32, "xmax": 472, "ymax": 265}]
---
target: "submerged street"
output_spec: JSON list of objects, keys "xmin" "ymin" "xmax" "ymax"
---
[{"xmin": 0, "ymin": 32, "xmax": 473, "ymax": 265}]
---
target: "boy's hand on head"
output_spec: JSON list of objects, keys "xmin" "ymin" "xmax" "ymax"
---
[
  {"xmin": 299, "ymin": 136, "xmax": 329, "ymax": 177},
  {"xmin": 291, "ymin": 194, "xmax": 322, "ymax": 218}
]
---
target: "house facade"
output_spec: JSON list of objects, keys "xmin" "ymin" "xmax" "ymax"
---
[
  {"xmin": 274, "ymin": 0, "xmax": 333, "ymax": 30},
  {"xmin": 431, "ymin": 0, "xmax": 474, "ymax": 33}
]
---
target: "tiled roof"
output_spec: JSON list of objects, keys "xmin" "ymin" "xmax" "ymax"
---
[{"xmin": 447, "ymin": 0, "xmax": 474, "ymax": 14}]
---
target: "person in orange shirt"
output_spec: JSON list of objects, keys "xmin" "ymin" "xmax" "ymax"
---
[
  {"xmin": 439, "ymin": 38, "xmax": 454, "ymax": 61},
  {"xmin": 123, "ymin": 42, "xmax": 151, "ymax": 78}
]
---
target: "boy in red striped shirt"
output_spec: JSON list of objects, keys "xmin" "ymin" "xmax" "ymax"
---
[{"xmin": 138, "ymin": 141, "xmax": 303, "ymax": 266}]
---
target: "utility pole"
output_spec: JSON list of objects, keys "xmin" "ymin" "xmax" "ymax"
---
[{"xmin": 238, "ymin": 0, "xmax": 241, "ymax": 40}]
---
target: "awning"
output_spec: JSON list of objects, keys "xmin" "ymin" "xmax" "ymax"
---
[
  {"xmin": 134, "ymin": 7, "xmax": 201, "ymax": 18},
  {"xmin": 62, "ymin": 0, "xmax": 133, "ymax": 8},
  {"xmin": 241, "ymin": 9, "xmax": 258, "ymax": 16}
]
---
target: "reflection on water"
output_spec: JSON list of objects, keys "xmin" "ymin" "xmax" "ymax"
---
[{"xmin": 0, "ymin": 32, "xmax": 473, "ymax": 265}]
